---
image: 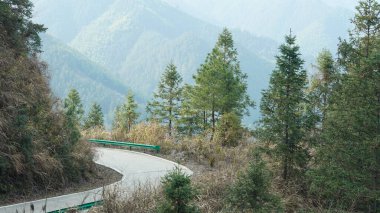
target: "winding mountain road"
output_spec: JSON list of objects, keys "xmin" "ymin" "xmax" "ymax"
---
[{"xmin": 0, "ymin": 147, "xmax": 192, "ymax": 213}]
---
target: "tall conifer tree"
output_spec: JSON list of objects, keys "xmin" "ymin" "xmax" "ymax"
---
[
  {"xmin": 64, "ymin": 89, "xmax": 84, "ymax": 127},
  {"xmin": 192, "ymin": 28, "xmax": 253, "ymax": 136},
  {"xmin": 63, "ymin": 89, "xmax": 84, "ymax": 146},
  {"xmin": 177, "ymin": 85, "xmax": 203, "ymax": 136},
  {"xmin": 113, "ymin": 91, "xmax": 139, "ymax": 132},
  {"xmin": 84, "ymin": 103, "xmax": 104, "ymax": 130},
  {"xmin": 259, "ymin": 34, "xmax": 308, "ymax": 181},
  {"xmin": 147, "ymin": 63, "xmax": 183, "ymax": 136},
  {"xmin": 305, "ymin": 50, "xmax": 339, "ymax": 143},
  {"xmin": 309, "ymin": 49, "xmax": 338, "ymax": 127}
]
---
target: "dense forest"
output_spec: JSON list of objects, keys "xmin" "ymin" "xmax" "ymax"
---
[{"xmin": 1, "ymin": 0, "xmax": 379, "ymax": 212}]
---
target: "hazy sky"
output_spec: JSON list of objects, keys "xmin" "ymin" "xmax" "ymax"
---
[{"xmin": 321, "ymin": 0, "xmax": 359, "ymax": 10}]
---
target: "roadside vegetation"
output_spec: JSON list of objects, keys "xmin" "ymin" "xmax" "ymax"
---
[
  {"xmin": 88, "ymin": 1, "xmax": 379, "ymax": 212},
  {"xmin": 1, "ymin": 0, "xmax": 379, "ymax": 213},
  {"xmin": 0, "ymin": 0, "xmax": 96, "ymax": 199}
]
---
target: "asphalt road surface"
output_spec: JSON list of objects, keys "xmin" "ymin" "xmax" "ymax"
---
[{"xmin": 0, "ymin": 147, "xmax": 192, "ymax": 213}]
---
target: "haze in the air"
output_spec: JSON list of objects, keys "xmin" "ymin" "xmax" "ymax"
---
[{"xmin": 31, "ymin": 0, "xmax": 358, "ymax": 125}]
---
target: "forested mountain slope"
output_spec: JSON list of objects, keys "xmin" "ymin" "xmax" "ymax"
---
[
  {"xmin": 68, "ymin": 0, "xmax": 276, "ymax": 99},
  {"xmin": 40, "ymin": 34, "xmax": 129, "ymax": 125},
  {"xmin": 33, "ymin": 0, "xmax": 278, "ymax": 121}
]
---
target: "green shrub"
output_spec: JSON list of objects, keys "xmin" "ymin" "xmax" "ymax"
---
[
  {"xmin": 227, "ymin": 154, "xmax": 282, "ymax": 212},
  {"xmin": 157, "ymin": 167, "xmax": 199, "ymax": 213},
  {"xmin": 215, "ymin": 112, "xmax": 243, "ymax": 147}
]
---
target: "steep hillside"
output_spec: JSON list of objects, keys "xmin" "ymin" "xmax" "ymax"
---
[{"xmin": 40, "ymin": 34, "xmax": 130, "ymax": 126}]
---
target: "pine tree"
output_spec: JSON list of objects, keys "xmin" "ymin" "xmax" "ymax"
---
[
  {"xmin": 305, "ymin": 50, "xmax": 339, "ymax": 145},
  {"xmin": 308, "ymin": 1, "xmax": 380, "ymax": 211},
  {"xmin": 157, "ymin": 167, "xmax": 199, "ymax": 213},
  {"xmin": 177, "ymin": 85, "xmax": 203, "ymax": 136},
  {"xmin": 192, "ymin": 28, "xmax": 253, "ymax": 136},
  {"xmin": 113, "ymin": 91, "xmax": 139, "ymax": 132},
  {"xmin": 64, "ymin": 89, "xmax": 84, "ymax": 127},
  {"xmin": 309, "ymin": 49, "xmax": 338, "ymax": 127},
  {"xmin": 147, "ymin": 62, "xmax": 183, "ymax": 136},
  {"xmin": 84, "ymin": 103, "xmax": 104, "ymax": 130},
  {"xmin": 259, "ymin": 34, "xmax": 308, "ymax": 181},
  {"xmin": 125, "ymin": 92, "xmax": 139, "ymax": 132},
  {"xmin": 227, "ymin": 154, "xmax": 282, "ymax": 212},
  {"xmin": 63, "ymin": 89, "xmax": 84, "ymax": 147}
]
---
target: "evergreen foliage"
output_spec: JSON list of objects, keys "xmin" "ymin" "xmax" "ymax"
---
[
  {"xmin": 308, "ymin": 0, "xmax": 380, "ymax": 211},
  {"xmin": 147, "ymin": 63, "xmax": 183, "ymax": 136},
  {"xmin": 64, "ymin": 88, "xmax": 84, "ymax": 127},
  {"xmin": 215, "ymin": 112, "xmax": 243, "ymax": 147},
  {"xmin": 63, "ymin": 89, "xmax": 84, "ymax": 148},
  {"xmin": 113, "ymin": 91, "xmax": 139, "ymax": 132},
  {"xmin": 227, "ymin": 154, "xmax": 282, "ymax": 212},
  {"xmin": 84, "ymin": 103, "xmax": 104, "ymax": 130},
  {"xmin": 0, "ymin": 0, "xmax": 46, "ymax": 54},
  {"xmin": 157, "ymin": 167, "xmax": 199, "ymax": 213},
  {"xmin": 2, "ymin": 0, "xmax": 379, "ymax": 211},
  {"xmin": 259, "ymin": 34, "xmax": 309, "ymax": 181},
  {"xmin": 305, "ymin": 49, "xmax": 339, "ymax": 144},
  {"xmin": 309, "ymin": 49, "xmax": 338, "ymax": 127},
  {"xmin": 177, "ymin": 85, "xmax": 203, "ymax": 136},
  {"xmin": 191, "ymin": 28, "xmax": 253, "ymax": 136}
]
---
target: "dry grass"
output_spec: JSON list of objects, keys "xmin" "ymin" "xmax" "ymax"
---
[
  {"xmin": 82, "ymin": 122, "xmax": 175, "ymax": 153},
  {"xmin": 0, "ymin": 48, "xmax": 95, "ymax": 194},
  {"xmin": 89, "ymin": 183, "xmax": 162, "ymax": 213},
  {"xmin": 193, "ymin": 165, "xmax": 238, "ymax": 213},
  {"xmin": 82, "ymin": 127, "xmax": 112, "ymax": 140}
]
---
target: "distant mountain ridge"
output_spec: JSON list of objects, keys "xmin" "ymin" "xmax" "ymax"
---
[
  {"xmin": 33, "ymin": 0, "xmax": 112, "ymax": 43},
  {"xmin": 40, "ymin": 34, "xmax": 128, "ymax": 126},
  {"xmin": 163, "ymin": 0, "xmax": 355, "ymax": 57},
  {"xmin": 33, "ymin": 0, "xmax": 279, "ymax": 123},
  {"xmin": 31, "ymin": 0, "xmax": 356, "ymax": 124}
]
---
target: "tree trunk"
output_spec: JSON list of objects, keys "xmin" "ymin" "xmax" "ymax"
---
[
  {"xmin": 169, "ymin": 97, "xmax": 173, "ymax": 136},
  {"xmin": 284, "ymin": 82, "xmax": 290, "ymax": 181},
  {"xmin": 322, "ymin": 83, "xmax": 327, "ymax": 128},
  {"xmin": 203, "ymin": 110, "xmax": 207, "ymax": 130},
  {"xmin": 168, "ymin": 114, "xmax": 172, "ymax": 136},
  {"xmin": 211, "ymin": 107, "xmax": 215, "ymax": 140},
  {"xmin": 283, "ymin": 155, "xmax": 288, "ymax": 181}
]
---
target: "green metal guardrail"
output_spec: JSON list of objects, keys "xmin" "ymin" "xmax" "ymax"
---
[
  {"xmin": 47, "ymin": 200, "xmax": 103, "ymax": 213},
  {"xmin": 88, "ymin": 139, "xmax": 160, "ymax": 152}
]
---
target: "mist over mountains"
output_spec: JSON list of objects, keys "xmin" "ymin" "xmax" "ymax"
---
[
  {"xmin": 164, "ymin": 0, "xmax": 355, "ymax": 57},
  {"xmin": 32, "ymin": 0, "xmax": 358, "ymax": 126}
]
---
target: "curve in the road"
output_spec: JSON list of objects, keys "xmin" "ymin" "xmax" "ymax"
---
[{"xmin": 0, "ymin": 147, "xmax": 192, "ymax": 213}]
